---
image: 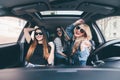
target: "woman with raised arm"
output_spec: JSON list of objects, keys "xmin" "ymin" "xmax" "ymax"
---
[
  {"xmin": 24, "ymin": 27, "xmax": 54, "ymax": 67},
  {"xmin": 66, "ymin": 19, "xmax": 92, "ymax": 66}
]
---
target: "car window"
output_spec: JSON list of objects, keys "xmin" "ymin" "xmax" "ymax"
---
[
  {"xmin": 96, "ymin": 16, "xmax": 120, "ymax": 41},
  {"xmin": 0, "ymin": 16, "xmax": 27, "ymax": 44}
]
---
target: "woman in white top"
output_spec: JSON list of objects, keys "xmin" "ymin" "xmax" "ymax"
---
[{"xmin": 54, "ymin": 26, "xmax": 68, "ymax": 65}]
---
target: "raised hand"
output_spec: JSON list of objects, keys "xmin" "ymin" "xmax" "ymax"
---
[{"xmin": 73, "ymin": 19, "xmax": 85, "ymax": 26}]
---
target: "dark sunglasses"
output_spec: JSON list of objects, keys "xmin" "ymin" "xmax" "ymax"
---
[
  {"xmin": 57, "ymin": 30, "xmax": 62, "ymax": 32},
  {"xmin": 75, "ymin": 26, "xmax": 85, "ymax": 33},
  {"xmin": 35, "ymin": 32, "xmax": 43, "ymax": 35}
]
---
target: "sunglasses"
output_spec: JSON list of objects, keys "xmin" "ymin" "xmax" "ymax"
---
[
  {"xmin": 35, "ymin": 32, "xmax": 43, "ymax": 35},
  {"xmin": 57, "ymin": 30, "xmax": 62, "ymax": 32},
  {"xmin": 75, "ymin": 26, "xmax": 85, "ymax": 33}
]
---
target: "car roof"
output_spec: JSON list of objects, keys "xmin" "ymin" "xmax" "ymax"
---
[
  {"xmin": 0, "ymin": 0, "xmax": 120, "ymax": 9},
  {"xmin": 0, "ymin": 0, "xmax": 119, "ymax": 18},
  {"xmin": 0, "ymin": 0, "xmax": 120, "ymax": 31}
]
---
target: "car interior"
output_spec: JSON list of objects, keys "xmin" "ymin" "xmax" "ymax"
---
[{"xmin": 0, "ymin": 0, "xmax": 120, "ymax": 80}]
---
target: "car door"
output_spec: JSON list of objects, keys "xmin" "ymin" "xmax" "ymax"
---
[
  {"xmin": 87, "ymin": 16, "xmax": 120, "ymax": 67},
  {"xmin": 0, "ymin": 16, "xmax": 27, "ymax": 69}
]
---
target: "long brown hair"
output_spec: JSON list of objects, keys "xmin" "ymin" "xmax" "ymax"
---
[
  {"xmin": 72, "ymin": 24, "xmax": 92, "ymax": 54},
  {"xmin": 26, "ymin": 28, "xmax": 49, "ymax": 61}
]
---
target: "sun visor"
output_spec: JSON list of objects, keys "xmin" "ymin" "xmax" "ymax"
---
[
  {"xmin": 12, "ymin": 3, "xmax": 50, "ymax": 15},
  {"xmin": 77, "ymin": 3, "xmax": 115, "ymax": 15}
]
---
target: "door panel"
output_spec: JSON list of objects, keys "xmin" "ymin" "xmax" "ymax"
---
[{"xmin": 0, "ymin": 43, "xmax": 21, "ymax": 69}]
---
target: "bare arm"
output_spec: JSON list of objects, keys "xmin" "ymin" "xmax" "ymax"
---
[
  {"xmin": 47, "ymin": 42, "xmax": 55, "ymax": 65},
  {"xmin": 24, "ymin": 28, "xmax": 35, "ymax": 43}
]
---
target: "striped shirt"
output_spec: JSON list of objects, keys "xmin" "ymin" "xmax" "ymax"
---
[{"xmin": 54, "ymin": 37, "xmax": 64, "ymax": 53}]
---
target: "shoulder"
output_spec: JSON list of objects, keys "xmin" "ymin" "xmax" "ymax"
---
[
  {"xmin": 48, "ymin": 41, "xmax": 55, "ymax": 48},
  {"xmin": 54, "ymin": 37, "xmax": 60, "ymax": 40},
  {"xmin": 83, "ymin": 39, "xmax": 91, "ymax": 43},
  {"xmin": 54, "ymin": 37, "xmax": 61, "ymax": 42},
  {"xmin": 48, "ymin": 41, "xmax": 54, "ymax": 45},
  {"xmin": 81, "ymin": 39, "xmax": 91, "ymax": 47}
]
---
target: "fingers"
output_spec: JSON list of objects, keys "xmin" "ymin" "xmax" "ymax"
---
[
  {"xmin": 76, "ymin": 19, "xmax": 85, "ymax": 24},
  {"xmin": 73, "ymin": 19, "xmax": 85, "ymax": 26}
]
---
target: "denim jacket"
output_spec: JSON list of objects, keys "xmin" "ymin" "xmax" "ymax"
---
[
  {"xmin": 65, "ymin": 24, "xmax": 90, "ymax": 65},
  {"xmin": 65, "ymin": 24, "xmax": 75, "ymax": 40}
]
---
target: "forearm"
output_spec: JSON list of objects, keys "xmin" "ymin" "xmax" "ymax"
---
[
  {"xmin": 65, "ymin": 24, "xmax": 75, "ymax": 39},
  {"xmin": 24, "ymin": 28, "xmax": 35, "ymax": 43},
  {"xmin": 73, "ymin": 19, "xmax": 85, "ymax": 26},
  {"xmin": 48, "ymin": 42, "xmax": 55, "ymax": 65},
  {"xmin": 24, "ymin": 28, "xmax": 35, "ymax": 32},
  {"xmin": 55, "ymin": 45, "xmax": 66, "ymax": 57},
  {"xmin": 58, "ymin": 52, "xmax": 67, "ymax": 57}
]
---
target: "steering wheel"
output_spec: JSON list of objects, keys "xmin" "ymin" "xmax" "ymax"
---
[{"xmin": 87, "ymin": 39, "xmax": 120, "ymax": 67}]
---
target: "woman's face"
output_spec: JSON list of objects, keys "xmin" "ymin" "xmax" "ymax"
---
[
  {"xmin": 74, "ymin": 25, "xmax": 86, "ymax": 38},
  {"xmin": 56, "ymin": 28, "xmax": 62, "ymax": 37},
  {"xmin": 35, "ymin": 29, "xmax": 43, "ymax": 41}
]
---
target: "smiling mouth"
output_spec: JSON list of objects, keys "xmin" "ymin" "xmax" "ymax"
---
[
  {"xmin": 58, "ymin": 32, "xmax": 62, "ymax": 35},
  {"xmin": 75, "ymin": 32, "xmax": 80, "ymax": 35}
]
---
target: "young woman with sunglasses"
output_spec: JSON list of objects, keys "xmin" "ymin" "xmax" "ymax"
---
[
  {"xmin": 54, "ymin": 27, "xmax": 68, "ymax": 65},
  {"xmin": 24, "ymin": 27, "xmax": 54, "ymax": 67},
  {"xmin": 65, "ymin": 19, "xmax": 92, "ymax": 66}
]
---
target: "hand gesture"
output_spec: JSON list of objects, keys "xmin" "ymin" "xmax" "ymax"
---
[{"xmin": 73, "ymin": 19, "xmax": 85, "ymax": 26}]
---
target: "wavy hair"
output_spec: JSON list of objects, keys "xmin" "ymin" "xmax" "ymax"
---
[
  {"xmin": 72, "ymin": 24, "xmax": 92, "ymax": 54},
  {"xmin": 55, "ymin": 26, "xmax": 65, "ymax": 46}
]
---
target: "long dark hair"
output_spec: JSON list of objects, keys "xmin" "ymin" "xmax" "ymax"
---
[{"xmin": 55, "ymin": 26, "xmax": 65, "ymax": 46}]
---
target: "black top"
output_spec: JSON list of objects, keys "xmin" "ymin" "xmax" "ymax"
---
[{"xmin": 29, "ymin": 44, "xmax": 48, "ymax": 65}]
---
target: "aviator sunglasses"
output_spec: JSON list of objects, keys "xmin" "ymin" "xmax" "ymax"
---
[
  {"xmin": 35, "ymin": 32, "xmax": 43, "ymax": 35},
  {"xmin": 75, "ymin": 26, "xmax": 85, "ymax": 33}
]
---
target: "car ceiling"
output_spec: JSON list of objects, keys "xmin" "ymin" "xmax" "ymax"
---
[
  {"xmin": 0, "ymin": 0, "xmax": 119, "ymax": 17},
  {"xmin": 0, "ymin": 0, "xmax": 120, "ymax": 9},
  {"xmin": 0, "ymin": 0, "xmax": 120, "ymax": 31}
]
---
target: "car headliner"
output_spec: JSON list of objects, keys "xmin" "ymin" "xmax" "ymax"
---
[
  {"xmin": 0, "ymin": 0, "xmax": 119, "ymax": 31},
  {"xmin": 0, "ymin": 0, "xmax": 119, "ymax": 21},
  {"xmin": 0, "ymin": 0, "xmax": 119, "ymax": 32},
  {"xmin": 0, "ymin": 0, "xmax": 120, "ymax": 9}
]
